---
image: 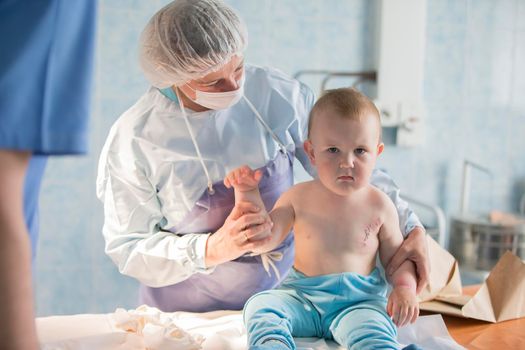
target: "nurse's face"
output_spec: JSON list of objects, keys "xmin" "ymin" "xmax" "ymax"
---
[{"xmin": 177, "ymin": 55, "xmax": 244, "ymax": 101}]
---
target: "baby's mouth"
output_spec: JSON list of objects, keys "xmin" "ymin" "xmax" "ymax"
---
[{"xmin": 337, "ymin": 175, "xmax": 354, "ymax": 181}]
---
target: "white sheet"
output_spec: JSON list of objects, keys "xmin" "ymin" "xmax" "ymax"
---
[{"xmin": 37, "ymin": 307, "xmax": 465, "ymax": 350}]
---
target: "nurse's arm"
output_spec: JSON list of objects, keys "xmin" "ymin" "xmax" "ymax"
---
[{"xmin": 98, "ymin": 158, "xmax": 223, "ymax": 288}]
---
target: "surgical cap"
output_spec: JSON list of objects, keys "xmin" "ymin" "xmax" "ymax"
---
[{"xmin": 139, "ymin": 0, "xmax": 248, "ymax": 88}]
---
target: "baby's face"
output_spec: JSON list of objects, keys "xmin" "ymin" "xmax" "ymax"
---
[{"xmin": 305, "ymin": 111, "xmax": 383, "ymax": 196}]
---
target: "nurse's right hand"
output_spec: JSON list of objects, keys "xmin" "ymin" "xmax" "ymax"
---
[{"xmin": 204, "ymin": 201, "xmax": 273, "ymax": 267}]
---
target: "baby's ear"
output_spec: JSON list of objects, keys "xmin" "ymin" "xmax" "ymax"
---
[
  {"xmin": 303, "ymin": 140, "xmax": 316, "ymax": 165},
  {"xmin": 376, "ymin": 142, "xmax": 384, "ymax": 156}
]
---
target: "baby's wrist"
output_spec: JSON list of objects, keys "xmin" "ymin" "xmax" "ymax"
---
[
  {"xmin": 394, "ymin": 284, "xmax": 416, "ymax": 294},
  {"xmin": 234, "ymin": 188, "xmax": 262, "ymax": 206},
  {"xmin": 234, "ymin": 186, "xmax": 258, "ymax": 193}
]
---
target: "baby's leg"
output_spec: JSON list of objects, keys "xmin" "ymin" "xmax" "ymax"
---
[
  {"xmin": 330, "ymin": 306, "xmax": 399, "ymax": 350},
  {"xmin": 243, "ymin": 290, "xmax": 318, "ymax": 350}
]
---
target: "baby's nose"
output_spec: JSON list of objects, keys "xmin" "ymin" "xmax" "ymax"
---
[{"xmin": 339, "ymin": 158, "xmax": 355, "ymax": 168}]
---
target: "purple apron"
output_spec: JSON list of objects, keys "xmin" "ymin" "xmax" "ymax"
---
[{"xmin": 139, "ymin": 151, "xmax": 295, "ymax": 312}]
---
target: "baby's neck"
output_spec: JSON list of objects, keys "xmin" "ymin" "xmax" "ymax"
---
[{"xmin": 315, "ymin": 178, "xmax": 370, "ymax": 203}]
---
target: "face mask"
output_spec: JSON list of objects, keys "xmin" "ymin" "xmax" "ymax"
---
[{"xmin": 186, "ymin": 74, "xmax": 245, "ymax": 110}]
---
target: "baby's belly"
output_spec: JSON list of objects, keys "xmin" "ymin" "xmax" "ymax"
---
[{"xmin": 294, "ymin": 245, "xmax": 377, "ymax": 277}]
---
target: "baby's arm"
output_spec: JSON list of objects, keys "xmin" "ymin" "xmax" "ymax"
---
[
  {"xmin": 224, "ymin": 165, "xmax": 265, "ymax": 210},
  {"xmin": 263, "ymin": 190, "xmax": 295, "ymax": 253},
  {"xmin": 224, "ymin": 166, "xmax": 295, "ymax": 253},
  {"xmin": 378, "ymin": 197, "xmax": 419, "ymax": 327}
]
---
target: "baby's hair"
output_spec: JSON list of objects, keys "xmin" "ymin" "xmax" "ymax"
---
[{"xmin": 307, "ymin": 87, "xmax": 381, "ymax": 137}]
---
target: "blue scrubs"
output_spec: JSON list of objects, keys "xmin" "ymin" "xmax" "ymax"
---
[{"xmin": 0, "ymin": 0, "xmax": 97, "ymax": 258}]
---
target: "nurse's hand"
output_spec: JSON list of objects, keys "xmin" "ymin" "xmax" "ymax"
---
[
  {"xmin": 205, "ymin": 201, "xmax": 274, "ymax": 267},
  {"xmin": 386, "ymin": 227, "xmax": 430, "ymax": 294}
]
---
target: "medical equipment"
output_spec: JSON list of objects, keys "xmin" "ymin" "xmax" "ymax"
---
[
  {"xmin": 401, "ymin": 195, "xmax": 446, "ymax": 248},
  {"xmin": 449, "ymin": 160, "xmax": 525, "ymax": 271}
]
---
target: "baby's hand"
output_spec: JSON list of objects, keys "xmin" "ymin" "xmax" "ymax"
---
[
  {"xmin": 224, "ymin": 165, "xmax": 263, "ymax": 192},
  {"xmin": 387, "ymin": 286, "xmax": 419, "ymax": 327}
]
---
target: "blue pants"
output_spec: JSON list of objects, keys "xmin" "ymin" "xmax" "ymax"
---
[{"xmin": 243, "ymin": 268, "xmax": 399, "ymax": 350}]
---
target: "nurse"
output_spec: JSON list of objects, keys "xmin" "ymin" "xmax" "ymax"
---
[{"xmin": 97, "ymin": 0, "xmax": 429, "ymax": 313}]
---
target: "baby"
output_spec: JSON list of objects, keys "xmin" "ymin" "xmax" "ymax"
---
[{"xmin": 224, "ymin": 88, "xmax": 421, "ymax": 350}]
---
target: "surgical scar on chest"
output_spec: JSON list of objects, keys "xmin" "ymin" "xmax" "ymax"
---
[{"xmin": 363, "ymin": 218, "xmax": 382, "ymax": 243}]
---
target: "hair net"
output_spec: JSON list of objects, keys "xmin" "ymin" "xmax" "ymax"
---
[{"xmin": 139, "ymin": 0, "xmax": 248, "ymax": 88}]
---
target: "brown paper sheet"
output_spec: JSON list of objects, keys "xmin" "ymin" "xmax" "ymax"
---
[{"xmin": 419, "ymin": 236, "xmax": 525, "ymax": 323}]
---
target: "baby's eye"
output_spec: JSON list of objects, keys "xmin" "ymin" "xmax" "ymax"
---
[
  {"xmin": 327, "ymin": 147, "xmax": 339, "ymax": 154},
  {"xmin": 355, "ymin": 148, "xmax": 366, "ymax": 155}
]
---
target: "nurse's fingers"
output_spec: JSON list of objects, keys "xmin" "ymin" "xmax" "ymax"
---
[
  {"xmin": 237, "ymin": 214, "xmax": 271, "ymax": 236},
  {"xmin": 241, "ymin": 221, "xmax": 272, "ymax": 242},
  {"xmin": 244, "ymin": 233, "xmax": 273, "ymax": 251},
  {"xmin": 416, "ymin": 264, "xmax": 430, "ymax": 295},
  {"xmin": 236, "ymin": 213, "xmax": 267, "ymax": 228}
]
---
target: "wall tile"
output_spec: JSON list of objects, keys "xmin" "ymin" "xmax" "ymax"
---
[{"xmin": 468, "ymin": 0, "xmax": 518, "ymax": 31}]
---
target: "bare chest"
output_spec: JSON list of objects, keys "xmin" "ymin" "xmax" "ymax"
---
[{"xmin": 293, "ymin": 200, "xmax": 383, "ymax": 254}]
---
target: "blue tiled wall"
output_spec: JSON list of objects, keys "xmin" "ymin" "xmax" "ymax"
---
[{"xmin": 34, "ymin": 0, "xmax": 525, "ymax": 315}]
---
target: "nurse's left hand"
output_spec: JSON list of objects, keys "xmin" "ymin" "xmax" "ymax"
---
[
  {"xmin": 205, "ymin": 201, "xmax": 273, "ymax": 267},
  {"xmin": 386, "ymin": 227, "xmax": 430, "ymax": 294}
]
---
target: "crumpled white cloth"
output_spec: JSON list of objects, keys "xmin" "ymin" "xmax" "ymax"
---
[{"xmin": 112, "ymin": 305, "xmax": 204, "ymax": 349}]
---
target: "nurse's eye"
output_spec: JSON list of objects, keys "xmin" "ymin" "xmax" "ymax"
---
[
  {"xmin": 201, "ymin": 80, "xmax": 219, "ymax": 87},
  {"xmin": 355, "ymin": 148, "xmax": 367, "ymax": 155},
  {"xmin": 327, "ymin": 147, "xmax": 339, "ymax": 154}
]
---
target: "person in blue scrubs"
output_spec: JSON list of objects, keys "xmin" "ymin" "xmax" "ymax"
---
[{"xmin": 0, "ymin": 1, "xmax": 96, "ymax": 348}]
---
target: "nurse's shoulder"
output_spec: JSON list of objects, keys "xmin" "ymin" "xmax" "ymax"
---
[
  {"xmin": 96, "ymin": 87, "xmax": 173, "ymax": 197},
  {"xmin": 102, "ymin": 87, "xmax": 177, "ymax": 151},
  {"xmin": 244, "ymin": 64, "xmax": 315, "ymax": 108}
]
